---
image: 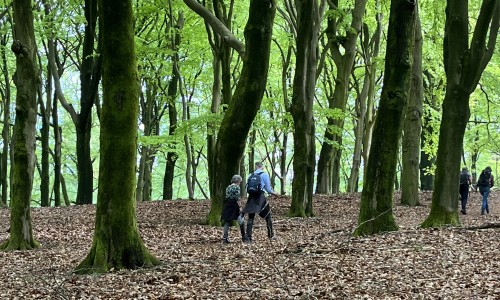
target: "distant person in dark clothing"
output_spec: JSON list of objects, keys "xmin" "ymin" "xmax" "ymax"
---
[
  {"xmin": 221, "ymin": 175, "xmax": 245, "ymax": 244},
  {"xmin": 476, "ymin": 166, "xmax": 494, "ymax": 215},
  {"xmin": 459, "ymin": 167, "xmax": 472, "ymax": 214},
  {"xmin": 243, "ymin": 162, "xmax": 279, "ymax": 242}
]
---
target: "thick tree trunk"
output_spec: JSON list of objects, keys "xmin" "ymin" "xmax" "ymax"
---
[
  {"xmin": 76, "ymin": 0, "xmax": 159, "ymax": 273},
  {"xmin": 401, "ymin": 12, "xmax": 423, "ymax": 207},
  {"xmin": 206, "ymin": 0, "xmax": 276, "ymax": 225},
  {"xmin": 1, "ymin": 0, "xmax": 40, "ymax": 251},
  {"xmin": 289, "ymin": 0, "xmax": 322, "ymax": 217},
  {"xmin": 422, "ymin": 0, "xmax": 499, "ymax": 228},
  {"xmin": 354, "ymin": 0, "xmax": 416, "ymax": 236}
]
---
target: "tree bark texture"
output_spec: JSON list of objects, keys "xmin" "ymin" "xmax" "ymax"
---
[
  {"xmin": 207, "ymin": 0, "xmax": 276, "ymax": 225},
  {"xmin": 401, "ymin": 10, "xmax": 423, "ymax": 207},
  {"xmin": 354, "ymin": 0, "xmax": 416, "ymax": 236},
  {"xmin": 289, "ymin": 0, "xmax": 322, "ymax": 217},
  {"xmin": 1, "ymin": 0, "xmax": 40, "ymax": 251},
  {"xmin": 76, "ymin": 0, "xmax": 159, "ymax": 273},
  {"xmin": 422, "ymin": 0, "xmax": 499, "ymax": 228}
]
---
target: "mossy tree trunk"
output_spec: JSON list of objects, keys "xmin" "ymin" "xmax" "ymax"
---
[
  {"xmin": 76, "ymin": 0, "xmax": 159, "ymax": 273},
  {"xmin": 422, "ymin": 0, "xmax": 499, "ymax": 228},
  {"xmin": 354, "ymin": 0, "xmax": 416, "ymax": 236},
  {"xmin": 401, "ymin": 11, "xmax": 423, "ymax": 207},
  {"xmin": 289, "ymin": 0, "xmax": 325, "ymax": 217},
  {"xmin": 1, "ymin": 0, "xmax": 40, "ymax": 251},
  {"xmin": 199, "ymin": 0, "xmax": 275, "ymax": 225}
]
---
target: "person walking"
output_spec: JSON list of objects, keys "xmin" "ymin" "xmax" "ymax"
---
[
  {"xmin": 459, "ymin": 167, "xmax": 472, "ymax": 214},
  {"xmin": 220, "ymin": 175, "xmax": 245, "ymax": 244},
  {"xmin": 476, "ymin": 166, "xmax": 494, "ymax": 215},
  {"xmin": 242, "ymin": 162, "xmax": 279, "ymax": 242}
]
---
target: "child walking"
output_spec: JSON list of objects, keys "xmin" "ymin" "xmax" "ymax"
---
[{"xmin": 221, "ymin": 175, "xmax": 245, "ymax": 244}]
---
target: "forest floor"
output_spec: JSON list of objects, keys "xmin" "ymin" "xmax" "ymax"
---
[{"xmin": 0, "ymin": 192, "xmax": 499, "ymax": 299}]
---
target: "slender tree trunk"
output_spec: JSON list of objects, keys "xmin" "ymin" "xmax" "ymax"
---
[
  {"xmin": 52, "ymin": 97, "xmax": 61, "ymax": 207},
  {"xmin": 1, "ymin": 34, "xmax": 11, "ymax": 207},
  {"xmin": 348, "ymin": 68, "xmax": 370, "ymax": 193},
  {"xmin": 61, "ymin": 173, "xmax": 71, "ymax": 206},
  {"xmin": 162, "ymin": 63, "xmax": 179, "ymax": 200},
  {"xmin": 75, "ymin": 0, "xmax": 100, "ymax": 205},
  {"xmin": 401, "ymin": 11, "xmax": 423, "ymax": 207},
  {"xmin": 362, "ymin": 5, "xmax": 382, "ymax": 176},
  {"xmin": 76, "ymin": 0, "xmax": 159, "ymax": 273},
  {"xmin": 354, "ymin": 0, "xmax": 416, "ymax": 236},
  {"xmin": 422, "ymin": 0, "xmax": 499, "ymax": 228},
  {"xmin": 39, "ymin": 82, "xmax": 51, "ymax": 207},
  {"xmin": 316, "ymin": 0, "xmax": 367, "ymax": 194},
  {"xmin": 1, "ymin": 0, "xmax": 40, "ymax": 251}
]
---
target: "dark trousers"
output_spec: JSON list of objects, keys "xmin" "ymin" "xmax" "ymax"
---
[
  {"xmin": 245, "ymin": 212, "xmax": 274, "ymax": 240},
  {"xmin": 459, "ymin": 184, "xmax": 469, "ymax": 213}
]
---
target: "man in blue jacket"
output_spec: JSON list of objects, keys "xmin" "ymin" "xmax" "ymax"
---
[{"xmin": 242, "ymin": 161, "xmax": 279, "ymax": 242}]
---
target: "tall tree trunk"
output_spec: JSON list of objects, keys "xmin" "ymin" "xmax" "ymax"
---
[
  {"xmin": 39, "ymin": 87, "xmax": 51, "ymax": 207},
  {"xmin": 354, "ymin": 0, "xmax": 416, "ymax": 236},
  {"xmin": 190, "ymin": 0, "xmax": 276, "ymax": 225},
  {"xmin": 316, "ymin": 0, "xmax": 367, "ymax": 194},
  {"xmin": 76, "ymin": 0, "xmax": 159, "ymax": 273},
  {"xmin": 362, "ymin": 5, "xmax": 382, "ymax": 176},
  {"xmin": 422, "ymin": 0, "xmax": 499, "ymax": 228},
  {"xmin": 162, "ymin": 63, "xmax": 179, "ymax": 200},
  {"xmin": 401, "ymin": 10, "xmax": 423, "ymax": 206},
  {"xmin": 347, "ymin": 64, "xmax": 370, "ymax": 193},
  {"xmin": 289, "ymin": 0, "xmax": 324, "ymax": 217},
  {"xmin": 1, "ymin": 0, "xmax": 40, "ymax": 251},
  {"xmin": 1, "ymin": 33, "xmax": 11, "ymax": 207},
  {"xmin": 75, "ymin": 0, "xmax": 100, "ymax": 205}
]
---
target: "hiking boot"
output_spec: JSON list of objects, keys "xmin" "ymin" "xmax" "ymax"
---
[
  {"xmin": 460, "ymin": 210, "xmax": 466, "ymax": 215},
  {"xmin": 243, "ymin": 237, "xmax": 252, "ymax": 244},
  {"xmin": 222, "ymin": 238, "xmax": 230, "ymax": 245}
]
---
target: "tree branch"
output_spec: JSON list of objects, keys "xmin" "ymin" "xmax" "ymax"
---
[{"xmin": 182, "ymin": 0, "xmax": 245, "ymax": 57}]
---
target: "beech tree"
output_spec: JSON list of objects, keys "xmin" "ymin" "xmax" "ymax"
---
[
  {"xmin": 76, "ymin": 0, "xmax": 159, "ymax": 273},
  {"xmin": 422, "ymin": 0, "xmax": 499, "ymax": 227},
  {"xmin": 354, "ymin": 0, "xmax": 416, "ymax": 236},
  {"xmin": 288, "ymin": 0, "xmax": 326, "ymax": 217},
  {"xmin": 316, "ymin": 0, "xmax": 368, "ymax": 195},
  {"xmin": 183, "ymin": 0, "xmax": 276, "ymax": 225},
  {"xmin": 1, "ymin": 0, "xmax": 39, "ymax": 250},
  {"xmin": 401, "ymin": 8, "xmax": 423, "ymax": 207}
]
